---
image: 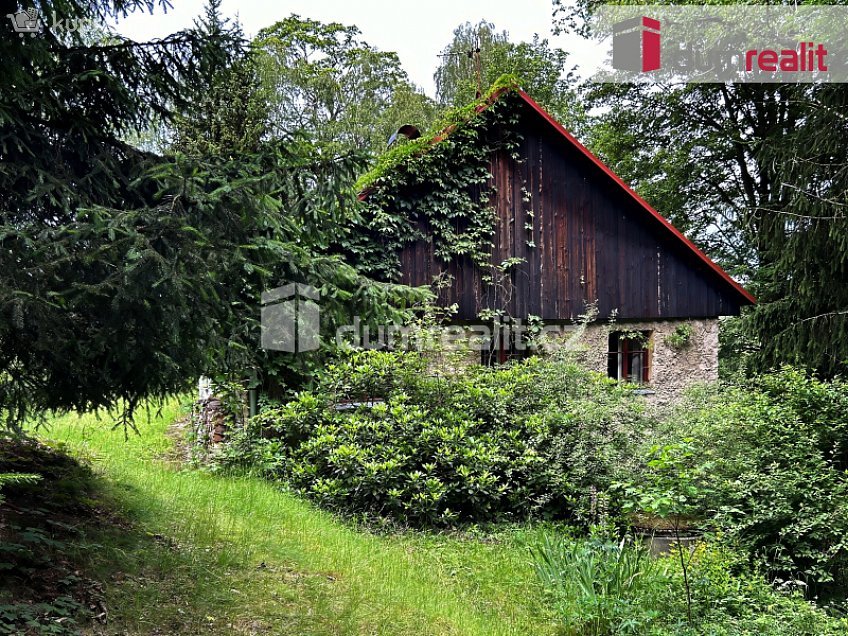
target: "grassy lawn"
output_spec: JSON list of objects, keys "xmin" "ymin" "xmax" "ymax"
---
[{"xmin": 29, "ymin": 401, "xmax": 555, "ymax": 635}]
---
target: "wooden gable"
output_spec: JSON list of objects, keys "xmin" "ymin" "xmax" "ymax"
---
[{"xmin": 390, "ymin": 90, "xmax": 754, "ymax": 322}]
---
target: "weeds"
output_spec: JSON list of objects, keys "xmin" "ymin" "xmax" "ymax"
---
[{"xmin": 531, "ymin": 534, "xmax": 667, "ymax": 635}]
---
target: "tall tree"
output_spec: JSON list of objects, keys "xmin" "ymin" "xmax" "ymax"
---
[
  {"xmin": 254, "ymin": 15, "xmax": 439, "ymax": 154},
  {"xmin": 0, "ymin": 0, "xmax": 243, "ymax": 428},
  {"xmin": 0, "ymin": 1, "xmax": 425, "ymax": 429},
  {"xmin": 751, "ymin": 84, "xmax": 848, "ymax": 376},
  {"xmin": 434, "ymin": 21, "xmax": 581, "ymax": 127}
]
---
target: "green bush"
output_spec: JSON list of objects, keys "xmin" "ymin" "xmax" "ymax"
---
[
  {"xmin": 531, "ymin": 533, "xmax": 670, "ymax": 635},
  {"xmin": 216, "ymin": 350, "xmax": 651, "ymax": 526},
  {"xmin": 684, "ymin": 542, "xmax": 848, "ymax": 635},
  {"xmin": 666, "ymin": 368, "xmax": 848, "ymax": 597}
]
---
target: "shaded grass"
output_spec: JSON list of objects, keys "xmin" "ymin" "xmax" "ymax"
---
[{"xmin": 34, "ymin": 401, "xmax": 555, "ymax": 635}]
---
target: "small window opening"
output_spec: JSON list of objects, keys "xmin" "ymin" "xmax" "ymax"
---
[
  {"xmin": 608, "ymin": 331, "xmax": 651, "ymax": 383},
  {"xmin": 481, "ymin": 324, "xmax": 530, "ymax": 366}
]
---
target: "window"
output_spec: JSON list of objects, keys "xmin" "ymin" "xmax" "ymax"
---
[
  {"xmin": 481, "ymin": 326, "xmax": 529, "ymax": 366},
  {"xmin": 608, "ymin": 331, "xmax": 651, "ymax": 383}
]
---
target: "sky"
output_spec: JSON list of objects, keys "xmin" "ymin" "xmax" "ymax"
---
[{"xmin": 113, "ymin": 0, "xmax": 602, "ymax": 97}]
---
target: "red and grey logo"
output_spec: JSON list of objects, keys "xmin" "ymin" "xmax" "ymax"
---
[{"xmin": 612, "ymin": 17, "xmax": 661, "ymax": 72}]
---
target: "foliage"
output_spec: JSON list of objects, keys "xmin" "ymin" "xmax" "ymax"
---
[
  {"xmin": 681, "ymin": 542, "xmax": 848, "ymax": 636},
  {"xmin": 617, "ymin": 440, "xmax": 715, "ymax": 624},
  {"xmin": 750, "ymin": 83, "xmax": 848, "ymax": 377},
  {"xmin": 0, "ymin": 438, "xmax": 102, "ymax": 634},
  {"xmin": 0, "ymin": 597, "xmax": 87, "ymax": 636},
  {"xmin": 667, "ymin": 368, "xmax": 848, "ymax": 598},
  {"xmin": 618, "ymin": 440, "xmax": 712, "ymax": 523},
  {"xmin": 531, "ymin": 533, "xmax": 669, "ymax": 635},
  {"xmin": 0, "ymin": 2, "xmax": 431, "ymax": 428},
  {"xmin": 531, "ymin": 534, "xmax": 848, "ymax": 636},
  {"xmin": 0, "ymin": 471, "xmax": 41, "ymax": 507},
  {"xmin": 346, "ymin": 82, "xmax": 526, "ymax": 281},
  {"xmin": 718, "ymin": 315, "xmax": 758, "ymax": 379},
  {"xmin": 215, "ymin": 349, "xmax": 650, "ymax": 527},
  {"xmin": 0, "ymin": 0, "xmax": 238, "ymax": 428},
  {"xmin": 38, "ymin": 403, "xmax": 559, "ymax": 635},
  {"xmin": 434, "ymin": 20, "xmax": 582, "ymax": 129},
  {"xmin": 664, "ymin": 323, "xmax": 694, "ymax": 350},
  {"xmin": 254, "ymin": 15, "xmax": 440, "ymax": 154}
]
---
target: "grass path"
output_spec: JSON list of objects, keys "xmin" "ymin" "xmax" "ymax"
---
[{"xmin": 38, "ymin": 401, "xmax": 555, "ymax": 635}]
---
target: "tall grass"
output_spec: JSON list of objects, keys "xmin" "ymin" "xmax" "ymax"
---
[
  {"xmin": 36, "ymin": 401, "xmax": 553, "ymax": 635},
  {"xmin": 530, "ymin": 534, "xmax": 669, "ymax": 635}
]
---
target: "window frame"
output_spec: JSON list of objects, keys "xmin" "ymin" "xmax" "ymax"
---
[{"xmin": 608, "ymin": 331, "xmax": 651, "ymax": 384}]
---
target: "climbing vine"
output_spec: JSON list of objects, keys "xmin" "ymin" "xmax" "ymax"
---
[{"xmin": 341, "ymin": 76, "xmax": 527, "ymax": 282}]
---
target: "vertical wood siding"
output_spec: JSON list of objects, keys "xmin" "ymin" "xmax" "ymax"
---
[{"xmin": 397, "ymin": 102, "xmax": 746, "ymax": 321}]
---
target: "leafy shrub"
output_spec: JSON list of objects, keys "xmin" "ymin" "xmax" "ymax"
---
[
  {"xmin": 215, "ymin": 350, "xmax": 651, "ymax": 526},
  {"xmin": 0, "ymin": 471, "xmax": 41, "ymax": 506},
  {"xmin": 683, "ymin": 542, "xmax": 848, "ymax": 635},
  {"xmin": 666, "ymin": 368, "xmax": 848, "ymax": 597},
  {"xmin": 531, "ymin": 533, "xmax": 670, "ymax": 635},
  {"xmin": 0, "ymin": 597, "xmax": 86, "ymax": 636},
  {"xmin": 0, "ymin": 439, "xmax": 101, "ymax": 634},
  {"xmin": 664, "ymin": 323, "xmax": 694, "ymax": 349}
]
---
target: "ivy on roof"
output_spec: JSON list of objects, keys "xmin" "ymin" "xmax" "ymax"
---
[
  {"xmin": 354, "ymin": 74, "xmax": 522, "ymax": 193},
  {"xmin": 341, "ymin": 75, "xmax": 526, "ymax": 282}
]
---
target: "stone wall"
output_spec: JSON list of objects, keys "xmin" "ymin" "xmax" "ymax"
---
[
  {"xmin": 569, "ymin": 318, "xmax": 720, "ymax": 404},
  {"xmin": 415, "ymin": 318, "xmax": 720, "ymax": 403}
]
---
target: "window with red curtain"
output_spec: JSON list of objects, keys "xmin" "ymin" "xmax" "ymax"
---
[{"xmin": 607, "ymin": 331, "xmax": 651, "ymax": 383}]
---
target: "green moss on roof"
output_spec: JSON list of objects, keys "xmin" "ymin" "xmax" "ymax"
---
[{"xmin": 355, "ymin": 74, "xmax": 522, "ymax": 193}]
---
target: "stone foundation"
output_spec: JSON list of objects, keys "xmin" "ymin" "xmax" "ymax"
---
[
  {"xmin": 571, "ymin": 318, "xmax": 719, "ymax": 403},
  {"xmin": 413, "ymin": 318, "xmax": 720, "ymax": 403}
]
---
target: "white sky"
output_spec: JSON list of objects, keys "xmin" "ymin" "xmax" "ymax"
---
[{"xmin": 113, "ymin": 0, "xmax": 602, "ymax": 97}]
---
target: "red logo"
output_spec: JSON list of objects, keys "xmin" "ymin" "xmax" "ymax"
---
[{"xmin": 613, "ymin": 17, "xmax": 661, "ymax": 72}]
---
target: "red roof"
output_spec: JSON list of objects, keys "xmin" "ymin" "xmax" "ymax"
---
[{"xmin": 362, "ymin": 86, "xmax": 756, "ymax": 306}]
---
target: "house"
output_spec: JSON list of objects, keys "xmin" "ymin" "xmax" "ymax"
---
[{"xmin": 355, "ymin": 82, "xmax": 755, "ymax": 402}]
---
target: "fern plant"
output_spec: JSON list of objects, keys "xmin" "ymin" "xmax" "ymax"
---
[{"xmin": 0, "ymin": 473, "xmax": 41, "ymax": 506}]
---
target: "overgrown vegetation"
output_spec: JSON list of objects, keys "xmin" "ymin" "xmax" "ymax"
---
[
  {"xmin": 5, "ymin": 1, "xmax": 848, "ymax": 633},
  {"xmin": 4, "ymin": 361, "xmax": 847, "ymax": 634},
  {"xmin": 664, "ymin": 323, "xmax": 694, "ymax": 350},
  {"xmin": 664, "ymin": 370, "xmax": 848, "ymax": 600},
  {"xmin": 532, "ymin": 536, "xmax": 847, "ymax": 635},
  {"xmin": 218, "ymin": 350, "xmax": 848, "ymax": 628},
  {"xmin": 215, "ymin": 350, "xmax": 648, "ymax": 527},
  {"xmin": 346, "ymin": 78, "xmax": 526, "ymax": 281},
  {"xmin": 0, "ymin": 439, "xmax": 104, "ymax": 634},
  {"xmin": 21, "ymin": 403, "xmax": 561, "ymax": 635}
]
